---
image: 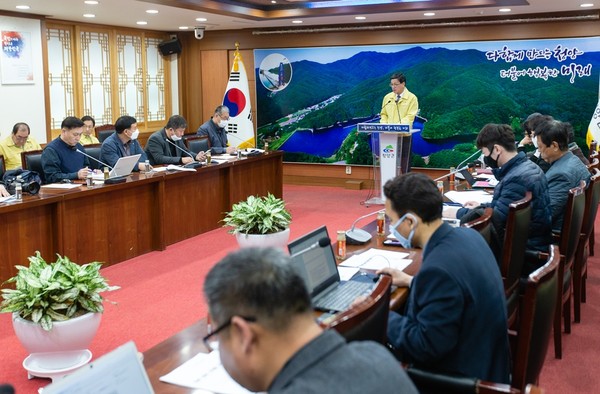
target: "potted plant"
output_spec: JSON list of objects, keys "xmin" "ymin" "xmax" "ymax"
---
[
  {"xmin": 0, "ymin": 252, "xmax": 119, "ymax": 356},
  {"xmin": 222, "ymin": 193, "xmax": 292, "ymax": 248}
]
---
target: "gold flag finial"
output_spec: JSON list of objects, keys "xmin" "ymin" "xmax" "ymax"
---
[{"xmin": 233, "ymin": 42, "xmax": 241, "ymax": 72}]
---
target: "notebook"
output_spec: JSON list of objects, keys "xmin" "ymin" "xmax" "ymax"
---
[
  {"xmin": 93, "ymin": 154, "xmax": 141, "ymax": 180},
  {"xmin": 42, "ymin": 341, "xmax": 154, "ymax": 394},
  {"xmin": 288, "ymin": 225, "xmax": 375, "ymax": 312}
]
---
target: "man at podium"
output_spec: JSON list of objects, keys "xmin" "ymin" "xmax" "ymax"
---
[{"xmin": 380, "ymin": 72, "xmax": 419, "ymax": 173}]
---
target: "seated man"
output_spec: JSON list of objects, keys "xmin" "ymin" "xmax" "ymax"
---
[
  {"xmin": 196, "ymin": 105, "xmax": 237, "ymax": 155},
  {"xmin": 80, "ymin": 116, "xmax": 100, "ymax": 145},
  {"xmin": 0, "ymin": 122, "xmax": 42, "ymax": 170},
  {"xmin": 145, "ymin": 115, "xmax": 205, "ymax": 165},
  {"xmin": 534, "ymin": 119, "xmax": 591, "ymax": 232},
  {"xmin": 379, "ymin": 172, "xmax": 510, "ymax": 383},
  {"xmin": 203, "ymin": 247, "xmax": 418, "ymax": 394},
  {"xmin": 100, "ymin": 115, "xmax": 149, "ymax": 171},
  {"xmin": 42, "ymin": 117, "xmax": 91, "ymax": 183},
  {"xmin": 455, "ymin": 123, "xmax": 552, "ymax": 270},
  {"xmin": 517, "ymin": 113, "xmax": 551, "ymax": 172}
]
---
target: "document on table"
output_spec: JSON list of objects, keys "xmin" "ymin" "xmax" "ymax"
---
[
  {"xmin": 444, "ymin": 190, "xmax": 493, "ymax": 205},
  {"xmin": 40, "ymin": 183, "xmax": 81, "ymax": 190},
  {"xmin": 0, "ymin": 195, "xmax": 16, "ymax": 203},
  {"xmin": 340, "ymin": 248, "xmax": 411, "ymax": 271},
  {"xmin": 160, "ymin": 350, "xmax": 255, "ymax": 394}
]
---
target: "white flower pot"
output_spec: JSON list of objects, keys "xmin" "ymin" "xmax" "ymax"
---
[
  {"xmin": 12, "ymin": 312, "xmax": 102, "ymax": 354},
  {"xmin": 235, "ymin": 228, "xmax": 291, "ymax": 249}
]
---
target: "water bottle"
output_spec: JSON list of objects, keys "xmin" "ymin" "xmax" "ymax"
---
[
  {"xmin": 144, "ymin": 160, "xmax": 151, "ymax": 173},
  {"xmin": 15, "ymin": 176, "xmax": 22, "ymax": 201}
]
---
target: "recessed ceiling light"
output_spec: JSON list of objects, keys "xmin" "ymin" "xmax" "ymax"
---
[
  {"xmin": 16, "ymin": 5, "xmax": 30, "ymax": 10},
  {"xmin": 292, "ymin": 20, "xmax": 303, "ymax": 24},
  {"xmin": 355, "ymin": 16, "xmax": 366, "ymax": 20},
  {"xmin": 499, "ymin": 8, "xmax": 511, "ymax": 12},
  {"xmin": 179, "ymin": 26, "xmax": 189, "ymax": 30},
  {"xmin": 195, "ymin": 17, "xmax": 207, "ymax": 22},
  {"xmin": 580, "ymin": 3, "xmax": 594, "ymax": 7},
  {"xmin": 84, "ymin": 1, "xmax": 98, "ymax": 4},
  {"xmin": 146, "ymin": 10, "xmax": 159, "ymax": 14},
  {"xmin": 271, "ymin": 0, "xmax": 277, "ymax": 3},
  {"xmin": 424, "ymin": 12, "xmax": 435, "ymax": 16},
  {"xmin": 83, "ymin": 13, "xmax": 95, "ymax": 18},
  {"xmin": 136, "ymin": 21, "xmax": 148, "ymax": 25}
]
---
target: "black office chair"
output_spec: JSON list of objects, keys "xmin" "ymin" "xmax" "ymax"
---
[
  {"xmin": 83, "ymin": 143, "xmax": 103, "ymax": 170},
  {"xmin": 0, "ymin": 154, "xmax": 5, "ymax": 181},
  {"xmin": 21, "ymin": 149, "xmax": 45, "ymax": 184},
  {"xmin": 184, "ymin": 135, "xmax": 211, "ymax": 155},
  {"xmin": 95, "ymin": 124, "xmax": 115, "ymax": 143}
]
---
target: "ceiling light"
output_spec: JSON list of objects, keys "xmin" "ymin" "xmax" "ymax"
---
[
  {"xmin": 84, "ymin": 1, "xmax": 98, "ymax": 4},
  {"xmin": 424, "ymin": 12, "xmax": 435, "ymax": 17},
  {"xmin": 83, "ymin": 14, "xmax": 95, "ymax": 18},
  {"xmin": 355, "ymin": 16, "xmax": 366, "ymax": 20},
  {"xmin": 179, "ymin": 26, "xmax": 189, "ymax": 30},
  {"xmin": 499, "ymin": 8, "xmax": 511, "ymax": 12},
  {"xmin": 271, "ymin": 0, "xmax": 277, "ymax": 3},
  {"xmin": 136, "ymin": 21, "xmax": 148, "ymax": 25},
  {"xmin": 580, "ymin": 3, "xmax": 594, "ymax": 7},
  {"xmin": 146, "ymin": 10, "xmax": 159, "ymax": 14},
  {"xmin": 15, "ymin": 5, "xmax": 30, "ymax": 10},
  {"xmin": 196, "ymin": 17, "xmax": 207, "ymax": 22},
  {"xmin": 292, "ymin": 20, "xmax": 303, "ymax": 24}
]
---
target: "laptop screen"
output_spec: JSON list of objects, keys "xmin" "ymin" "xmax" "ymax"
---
[
  {"xmin": 111, "ymin": 154, "xmax": 142, "ymax": 177},
  {"xmin": 287, "ymin": 226, "xmax": 339, "ymax": 297}
]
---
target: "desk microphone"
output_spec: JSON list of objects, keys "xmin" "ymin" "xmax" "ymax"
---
[
  {"xmin": 165, "ymin": 138, "xmax": 196, "ymax": 161},
  {"xmin": 76, "ymin": 149, "xmax": 112, "ymax": 170},
  {"xmin": 456, "ymin": 149, "xmax": 482, "ymax": 170},
  {"xmin": 226, "ymin": 131, "xmax": 254, "ymax": 148},
  {"xmin": 290, "ymin": 237, "xmax": 330, "ymax": 258},
  {"xmin": 345, "ymin": 209, "xmax": 385, "ymax": 245}
]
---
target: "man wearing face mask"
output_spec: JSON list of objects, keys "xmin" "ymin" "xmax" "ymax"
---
[
  {"xmin": 145, "ymin": 115, "xmax": 206, "ymax": 165},
  {"xmin": 100, "ymin": 115, "xmax": 149, "ymax": 171},
  {"xmin": 378, "ymin": 172, "xmax": 511, "ymax": 384},
  {"xmin": 196, "ymin": 105, "xmax": 237, "ymax": 155},
  {"xmin": 517, "ymin": 112, "xmax": 552, "ymax": 172},
  {"xmin": 455, "ymin": 124, "xmax": 552, "ymax": 272}
]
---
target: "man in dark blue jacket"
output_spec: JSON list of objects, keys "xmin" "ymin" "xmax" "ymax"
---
[
  {"xmin": 456, "ymin": 124, "xmax": 552, "ymax": 274},
  {"xmin": 379, "ymin": 172, "xmax": 511, "ymax": 383}
]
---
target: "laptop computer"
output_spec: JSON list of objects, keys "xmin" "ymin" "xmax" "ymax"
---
[
  {"xmin": 43, "ymin": 341, "xmax": 154, "ymax": 394},
  {"xmin": 93, "ymin": 154, "xmax": 141, "ymax": 180},
  {"xmin": 459, "ymin": 168, "xmax": 497, "ymax": 188},
  {"xmin": 288, "ymin": 225, "xmax": 375, "ymax": 312}
]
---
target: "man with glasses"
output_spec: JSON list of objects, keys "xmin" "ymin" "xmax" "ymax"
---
[
  {"xmin": 203, "ymin": 247, "xmax": 417, "ymax": 394},
  {"xmin": 41, "ymin": 116, "xmax": 92, "ymax": 183},
  {"xmin": 0, "ymin": 122, "xmax": 42, "ymax": 170},
  {"xmin": 196, "ymin": 105, "xmax": 237, "ymax": 155},
  {"xmin": 454, "ymin": 123, "xmax": 552, "ymax": 273},
  {"xmin": 145, "ymin": 115, "xmax": 206, "ymax": 165}
]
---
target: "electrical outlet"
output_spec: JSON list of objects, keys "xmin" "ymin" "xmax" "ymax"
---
[{"xmin": 345, "ymin": 166, "xmax": 352, "ymax": 175}]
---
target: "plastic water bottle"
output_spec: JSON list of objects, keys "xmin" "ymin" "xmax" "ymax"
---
[{"xmin": 15, "ymin": 176, "xmax": 22, "ymax": 201}]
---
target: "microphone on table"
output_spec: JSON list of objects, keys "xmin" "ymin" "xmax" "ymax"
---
[
  {"xmin": 345, "ymin": 209, "xmax": 386, "ymax": 245},
  {"xmin": 165, "ymin": 138, "xmax": 196, "ymax": 160},
  {"xmin": 76, "ymin": 149, "xmax": 112, "ymax": 170},
  {"xmin": 433, "ymin": 149, "xmax": 482, "ymax": 182},
  {"xmin": 290, "ymin": 237, "xmax": 331, "ymax": 258}
]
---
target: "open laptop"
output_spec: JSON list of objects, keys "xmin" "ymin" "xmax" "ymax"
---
[
  {"xmin": 288, "ymin": 225, "xmax": 375, "ymax": 312},
  {"xmin": 43, "ymin": 341, "xmax": 154, "ymax": 394},
  {"xmin": 93, "ymin": 154, "xmax": 141, "ymax": 180},
  {"xmin": 458, "ymin": 168, "xmax": 497, "ymax": 188}
]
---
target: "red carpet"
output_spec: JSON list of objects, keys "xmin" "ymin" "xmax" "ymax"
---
[{"xmin": 1, "ymin": 184, "xmax": 599, "ymax": 393}]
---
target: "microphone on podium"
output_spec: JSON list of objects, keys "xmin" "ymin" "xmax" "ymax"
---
[
  {"xmin": 290, "ymin": 237, "xmax": 330, "ymax": 258},
  {"xmin": 76, "ymin": 149, "xmax": 112, "ymax": 170},
  {"xmin": 345, "ymin": 209, "xmax": 385, "ymax": 245}
]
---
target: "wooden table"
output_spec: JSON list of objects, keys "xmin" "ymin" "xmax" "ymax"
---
[
  {"xmin": 0, "ymin": 151, "xmax": 283, "ymax": 283},
  {"xmin": 143, "ymin": 222, "xmax": 422, "ymax": 393}
]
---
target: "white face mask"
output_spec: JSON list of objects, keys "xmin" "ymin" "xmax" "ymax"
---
[
  {"xmin": 171, "ymin": 134, "xmax": 182, "ymax": 142},
  {"xmin": 130, "ymin": 130, "xmax": 139, "ymax": 140},
  {"xmin": 218, "ymin": 119, "xmax": 228, "ymax": 129},
  {"xmin": 532, "ymin": 136, "xmax": 539, "ymax": 149}
]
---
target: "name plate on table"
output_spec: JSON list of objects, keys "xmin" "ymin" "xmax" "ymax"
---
[{"xmin": 357, "ymin": 123, "xmax": 410, "ymax": 133}]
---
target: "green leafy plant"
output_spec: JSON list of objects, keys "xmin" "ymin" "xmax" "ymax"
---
[
  {"xmin": 0, "ymin": 252, "xmax": 119, "ymax": 331},
  {"xmin": 222, "ymin": 193, "xmax": 292, "ymax": 235}
]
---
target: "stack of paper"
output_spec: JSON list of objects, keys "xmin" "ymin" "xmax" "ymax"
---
[{"xmin": 340, "ymin": 248, "xmax": 412, "ymax": 271}]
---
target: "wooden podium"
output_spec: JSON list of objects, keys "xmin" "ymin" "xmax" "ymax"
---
[{"xmin": 357, "ymin": 123, "xmax": 414, "ymax": 205}]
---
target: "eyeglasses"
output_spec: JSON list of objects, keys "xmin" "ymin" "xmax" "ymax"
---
[
  {"xmin": 218, "ymin": 113, "xmax": 230, "ymax": 121},
  {"xmin": 202, "ymin": 315, "xmax": 256, "ymax": 352}
]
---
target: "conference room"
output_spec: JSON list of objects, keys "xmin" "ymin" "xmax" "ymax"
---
[{"xmin": 1, "ymin": 1, "xmax": 600, "ymax": 393}]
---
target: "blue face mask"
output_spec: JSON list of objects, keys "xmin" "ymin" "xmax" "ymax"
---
[{"xmin": 389, "ymin": 213, "xmax": 417, "ymax": 249}]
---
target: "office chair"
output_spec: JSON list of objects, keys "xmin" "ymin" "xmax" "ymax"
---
[
  {"xmin": 461, "ymin": 206, "xmax": 494, "ymax": 246},
  {"xmin": 184, "ymin": 135, "xmax": 211, "ymax": 155},
  {"xmin": 0, "ymin": 154, "xmax": 5, "ymax": 180},
  {"xmin": 83, "ymin": 143, "xmax": 103, "ymax": 170},
  {"xmin": 95, "ymin": 124, "xmax": 115, "ymax": 143},
  {"xmin": 21, "ymin": 149, "xmax": 46, "ymax": 184}
]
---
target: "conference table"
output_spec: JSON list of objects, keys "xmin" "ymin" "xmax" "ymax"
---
[
  {"xmin": 142, "ymin": 225, "xmax": 422, "ymax": 393},
  {"xmin": 0, "ymin": 151, "xmax": 283, "ymax": 284}
]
